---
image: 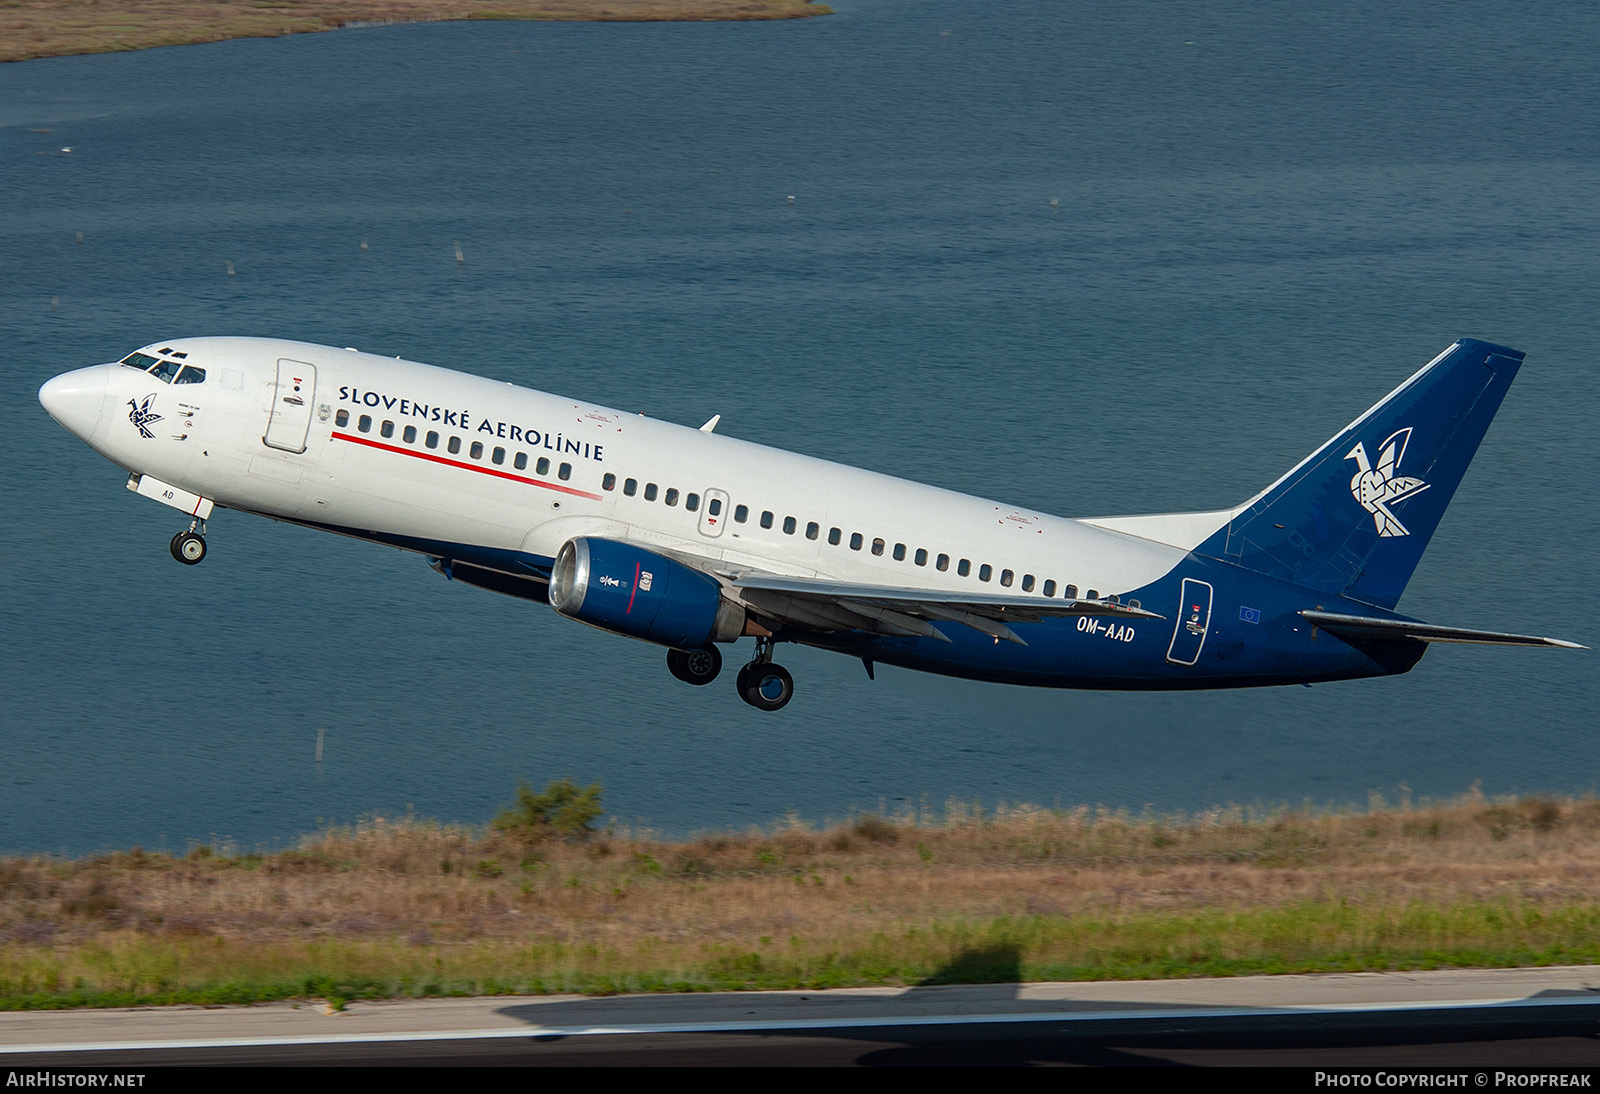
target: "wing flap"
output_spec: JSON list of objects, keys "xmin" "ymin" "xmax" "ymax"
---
[
  {"xmin": 732, "ymin": 573, "xmax": 1161, "ymax": 642},
  {"xmin": 1301, "ymin": 610, "xmax": 1585, "ymax": 649}
]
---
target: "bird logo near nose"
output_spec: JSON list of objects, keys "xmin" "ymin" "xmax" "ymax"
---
[{"xmin": 127, "ymin": 393, "xmax": 163, "ymax": 439}]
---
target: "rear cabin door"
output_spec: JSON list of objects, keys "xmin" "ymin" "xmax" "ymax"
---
[
  {"xmin": 1166, "ymin": 578, "xmax": 1214, "ymax": 666},
  {"xmin": 263, "ymin": 359, "xmax": 316, "ymax": 453}
]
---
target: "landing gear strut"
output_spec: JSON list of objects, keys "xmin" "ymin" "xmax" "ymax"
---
[
  {"xmin": 666, "ymin": 645, "xmax": 722, "ymax": 686},
  {"xmin": 169, "ymin": 518, "xmax": 207, "ymax": 565},
  {"xmin": 735, "ymin": 637, "xmax": 795, "ymax": 712}
]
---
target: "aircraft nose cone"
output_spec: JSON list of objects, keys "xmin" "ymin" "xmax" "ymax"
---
[{"xmin": 39, "ymin": 365, "xmax": 109, "ymax": 442}]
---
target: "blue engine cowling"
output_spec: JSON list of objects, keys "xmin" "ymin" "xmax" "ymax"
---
[{"xmin": 548, "ymin": 537, "xmax": 744, "ymax": 650}]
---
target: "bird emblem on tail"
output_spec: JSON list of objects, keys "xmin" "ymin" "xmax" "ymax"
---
[{"xmin": 1346, "ymin": 427, "xmax": 1430, "ymax": 537}]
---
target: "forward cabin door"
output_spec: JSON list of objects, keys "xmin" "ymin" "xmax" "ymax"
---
[
  {"xmin": 263, "ymin": 358, "xmax": 317, "ymax": 453},
  {"xmin": 1166, "ymin": 578, "xmax": 1214, "ymax": 666}
]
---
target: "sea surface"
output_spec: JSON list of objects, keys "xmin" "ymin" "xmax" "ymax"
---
[{"xmin": 2, "ymin": 0, "xmax": 1597, "ymax": 855}]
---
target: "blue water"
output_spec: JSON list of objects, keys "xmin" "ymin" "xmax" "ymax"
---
[{"xmin": 3, "ymin": 1, "xmax": 1598, "ymax": 855}]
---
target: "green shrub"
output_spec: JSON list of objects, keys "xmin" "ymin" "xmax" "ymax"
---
[{"xmin": 493, "ymin": 778, "xmax": 603, "ymax": 841}]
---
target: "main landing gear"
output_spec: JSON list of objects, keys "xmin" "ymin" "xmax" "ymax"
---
[
  {"xmin": 665, "ymin": 637, "xmax": 796, "ymax": 711},
  {"xmin": 735, "ymin": 637, "xmax": 794, "ymax": 712},
  {"xmin": 169, "ymin": 518, "xmax": 208, "ymax": 565},
  {"xmin": 666, "ymin": 645, "xmax": 722, "ymax": 686}
]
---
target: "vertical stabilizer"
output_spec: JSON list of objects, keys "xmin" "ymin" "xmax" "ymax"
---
[{"xmin": 1196, "ymin": 339, "xmax": 1523, "ymax": 609}]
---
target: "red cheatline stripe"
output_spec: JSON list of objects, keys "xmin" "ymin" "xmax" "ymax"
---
[
  {"xmin": 332, "ymin": 431, "xmax": 604, "ymax": 501},
  {"xmin": 626, "ymin": 561, "xmax": 640, "ymax": 614}
]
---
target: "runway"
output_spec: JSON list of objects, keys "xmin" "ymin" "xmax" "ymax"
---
[{"xmin": 3, "ymin": 967, "xmax": 1599, "ymax": 1066}]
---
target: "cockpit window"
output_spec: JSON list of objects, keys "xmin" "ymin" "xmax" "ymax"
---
[
  {"xmin": 173, "ymin": 365, "xmax": 206, "ymax": 384},
  {"xmin": 120, "ymin": 352, "xmax": 160, "ymax": 371},
  {"xmin": 149, "ymin": 358, "xmax": 182, "ymax": 383}
]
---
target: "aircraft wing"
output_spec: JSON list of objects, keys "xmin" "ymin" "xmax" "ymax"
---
[
  {"xmin": 1300, "ymin": 611, "xmax": 1586, "ymax": 649},
  {"xmin": 730, "ymin": 573, "xmax": 1162, "ymax": 646}
]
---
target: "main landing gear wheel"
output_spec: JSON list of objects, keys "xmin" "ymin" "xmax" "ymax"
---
[
  {"xmin": 170, "ymin": 530, "xmax": 207, "ymax": 565},
  {"xmin": 666, "ymin": 645, "xmax": 722, "ymax": 686},
  {"xmin": 737, "ymin": 661, "xmax": 794, "ymax": 712}
]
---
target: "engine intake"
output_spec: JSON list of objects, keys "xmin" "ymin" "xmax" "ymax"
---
[{"xmin": 549, "ymin": 537, "xmax": 744, "ymax": 650}]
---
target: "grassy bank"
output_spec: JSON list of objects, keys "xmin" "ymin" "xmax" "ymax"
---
[
  {"xmin": 4, "ymin": 792, "xmax": 1599, "ymax": 1008},
  {"xmin": 2, "ymin": 0, "xmax": 832, "ymax": 65}
]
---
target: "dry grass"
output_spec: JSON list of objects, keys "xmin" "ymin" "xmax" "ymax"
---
[
  {"xmin": 1, "ymin": 0, "xmax": 832, "ymax": 65},
  {"xmin": 4, "ymin": 793, "xmax": 1600, "ymax": 1006}
]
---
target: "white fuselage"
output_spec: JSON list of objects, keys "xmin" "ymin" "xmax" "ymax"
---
[{"xmin": 73, "ymin": 337, "xmax": 1189, "ymax": 601}]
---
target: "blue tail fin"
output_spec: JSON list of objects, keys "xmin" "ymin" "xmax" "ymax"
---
[{"xmin": 1197, "ymin": 339, "xmax": 1523, "ymax": 609}]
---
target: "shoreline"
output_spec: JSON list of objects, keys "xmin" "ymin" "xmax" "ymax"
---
[{"xmin": 1, "ymin": 1, "xmax": 833, "ymax": 65}]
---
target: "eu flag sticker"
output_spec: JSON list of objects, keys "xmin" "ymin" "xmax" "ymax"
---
[{"xmin": 1240, "ymin": 606, "xmax": 1261, "ymax": 624}]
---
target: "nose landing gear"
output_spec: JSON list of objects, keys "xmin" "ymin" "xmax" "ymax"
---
[
  {"xmin": 169, "ymin": 518, "xmax": 207, "ymax": 565},
  {"xmin": 735, "ymin": 637, "xmax": 794, "ymax": 712}
]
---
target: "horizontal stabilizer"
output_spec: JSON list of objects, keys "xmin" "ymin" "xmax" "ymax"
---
[{"xmin": 1301, "ymin": 610, "xmax": 1585, "ymax": 649}]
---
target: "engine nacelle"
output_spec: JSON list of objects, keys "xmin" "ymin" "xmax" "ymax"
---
[{"xmin": 548, "ymin": 537, "xmax": 744, "ymax": 650}]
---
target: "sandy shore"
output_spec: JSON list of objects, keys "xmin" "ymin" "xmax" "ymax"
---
[{"xmin": 2, "ymin": 0, "xmax": 832, "ymax": 65}]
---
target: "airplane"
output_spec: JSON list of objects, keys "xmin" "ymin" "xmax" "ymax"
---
[{"xmin": 38, "ymin": 336, "xmax": 1581, "ymax": 712}]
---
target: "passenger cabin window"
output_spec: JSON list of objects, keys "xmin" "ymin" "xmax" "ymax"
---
[
  {"xmin": 1022, "ymin": 574, "xmax": 1035, "ymax": 592},
  {"xmin": 470, "ymin": 441, "xmax": 483, "ymax": 460},
  {"xmin": 1000, "ymin": 569, "xmax": 1013, "ymax": 587},
  {"xmin": 686, "ymin": 493, "xmax": 700, "ymax": 512},
  {"xmin": 979, "ymin": 564, "xmax": 993, "ymax": 582},
  {"xmin": 537, "ymin": 457, "xmax": 550, "ymax": 475},
  {"xmin": 871, "ymin": 538, "xmax": 885, "ymax": 557},
  {"xmin": 893, "ymin": 543, "xmax": 906, "ymax": 561},
  {"xmin": 404, "ymin": 425, "xmax": 418, "ymax": 444},
  {"xmin": 1043, "ymin": 579, "xmax": 1057, "ymax": 597},
  {"xmin": 447, "ymin": 436, "xmax": 461, "ymax": 454},
  {"xmin": 514, "ymin": 451, "xmax": 527, "ymax": 469},
  {"xmin": 492, "ymin": 446, "xmax": 505, "ymax": 465},
  {"xmin": 783, "ymin": 516, "xmax": 796, "ymax": 535},
  {"xmin": 914, "ymin": 548, "xmax": 927, "ymax": 566},
  {"xmin": 358, "ymin": 415, "xmax": 372, "ymax": 433},
  {"xmin": 709, "ymin": 498, "xmax": 722, "ymax": 516},
  {"xmin": 559, "ymin": 463, "xmax": 572, "ymax": 480},
  {"xmin": 828, "ymin": 527, "xmax": 841, "ymax": 545},
  {"xmin": 760, "ymin": 511, "xmax": 774, "ymax": 529},
  {"xmin": 850, "ymin": 533, "xmax": 863, "ymax": 551},
  {"xmin": 603, "ymin": 473, "xmax": 616, "ymax": 490},
  {"xmin": 937, "ymin": 554, "xmax": 950, "ymax": 572},
  {"xmin": 958, "ymin": 559, "xmax": 971, "ymax": 577},
  {"xmin": 644, "ymin": 483, "xmax": 658, "ymax": 501},
  {"xmin": 665, "ymin": 488, "xmax": 678, "ymax": 506},
  {"xmin": 1064, "ymin": 584, "xmax": 1078, "ymax": 599},
  {"xmin": 1087, "ymin": 589, "xmax": 1099, "ymax": 600},
  {"xmin": 335, "ymin": 409, "xmax": 349, "ymax": 427},
  {"xmin": 735, "ymin": 505, "xmax": 749, "ymax": 523},
  {"xmin": 624, "ymin": 478, "xmax": 638, "ymax": 496},
  {"xmin": 427, "ymin": 431, "xmax": 440, "ymax": 449},
  {"xmin": 381, "ymin": 420, "xmax": 395, "ymax": 439},
  {"xmin": 806, "ymin": 522, "xmax": 820, "ymax": 541}
]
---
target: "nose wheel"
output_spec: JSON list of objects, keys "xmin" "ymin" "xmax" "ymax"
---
[
  {"xmin": 735, "ymin": 638, "xmax": 794, "ymax": 711},
  {"xmin": 169, "ymin": 519, "xmax": 207, "ymax": 565}
]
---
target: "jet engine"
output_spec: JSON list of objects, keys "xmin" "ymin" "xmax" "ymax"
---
[{"xmin": 548, "ymin": 537, "xmax": 744, "ymax": 650}]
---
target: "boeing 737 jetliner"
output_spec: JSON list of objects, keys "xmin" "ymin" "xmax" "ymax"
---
[{"xmin": 39, "ymin": 337, "xmax": 1580, "ymax": 711}]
